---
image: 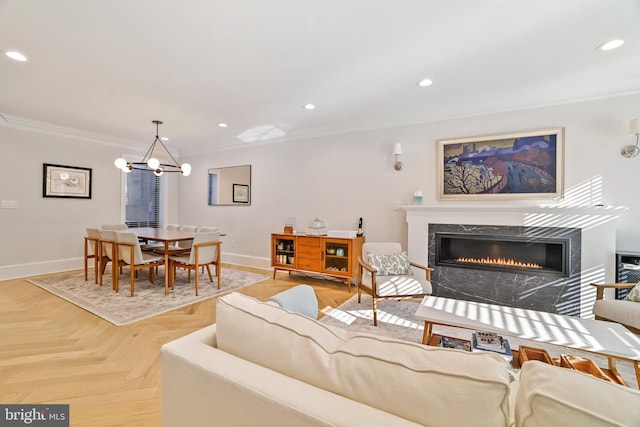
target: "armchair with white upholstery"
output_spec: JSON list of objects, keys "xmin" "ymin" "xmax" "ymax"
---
[
  {"xmin": 358, "ymin": 242, "xmax": 433, "ymax": 326},
  {"xmin": 591, "ymin": 282, "xmax": 640, "ymax": 334}
]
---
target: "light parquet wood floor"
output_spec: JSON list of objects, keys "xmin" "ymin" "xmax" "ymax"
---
[{"xmin": 0, "ymin": 265, "xmax": 353, "ymax": 426}]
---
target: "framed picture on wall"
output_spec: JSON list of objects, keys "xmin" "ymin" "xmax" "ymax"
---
[
  {"xmin": 438, "ymin": 128, "xmax": 564, "ymax": 200},
  {"xmin": 43, "ymin": 163, "xmax": 92, "ymax": 199},
  {"xmin": 232, "ymin": 183, "xmax": 249, "ymax": 203}
]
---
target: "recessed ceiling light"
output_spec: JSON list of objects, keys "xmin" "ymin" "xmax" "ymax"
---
[
  {"xmin": 303, "ymin": 103, "xmax": 316, "ymax": 110},
  {"xmin": 218, "ymin": 122, "xmax": 228, "ymax": 128},
  {"xmin": 161, "ymin": 137, "xmax": 169, "ymax": 141},
  {"xmin": 597, "ymin": 39, "xmax": 625, "ymax": 51},
  {"xmin": 5, "ymin": 51, "xmax": 27, "ymax": 62},
  {"xmin": 417, "ymin": 78, "xmax": 433, "ymax": 87}
]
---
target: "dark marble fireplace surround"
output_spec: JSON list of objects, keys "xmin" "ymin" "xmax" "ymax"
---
[{"xmin": 428, "ymin": 224, "xmax": 582, "ymax": 316}]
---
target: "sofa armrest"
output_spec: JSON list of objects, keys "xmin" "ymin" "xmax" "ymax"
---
[{"xmin": 161, "ymin": 324, "xmax": 420, "ymax": 427}]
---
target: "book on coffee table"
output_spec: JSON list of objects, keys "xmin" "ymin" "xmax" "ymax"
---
[
  {"xmin": 472, "ymin": 332, "xmax": 513, "ymax": 362},
  {"xmin": 438, "ymin": 335, "xmax": 471, "ymax": 352}
]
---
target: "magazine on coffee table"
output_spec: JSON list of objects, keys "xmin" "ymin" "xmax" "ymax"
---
[{"xmin": 438, "ymin": 335, "xmax": 471, "ymax": 352}]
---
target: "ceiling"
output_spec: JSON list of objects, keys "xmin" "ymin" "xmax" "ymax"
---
[{"xmin": 1, "ymin": 0, "xmax": 639, "ymax": 156}]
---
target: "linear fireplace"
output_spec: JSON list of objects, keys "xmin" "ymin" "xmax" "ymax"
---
[
  {"xmin": 435, "ymin": 233, "xmax": 570, "ymax": 277},
  {"xmin": 427, "ymin": 223, "xmax": 582, "ymax": 315}
]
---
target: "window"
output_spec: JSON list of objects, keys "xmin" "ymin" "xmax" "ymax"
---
[{"xmin": 124, "ymin": 170, "xmax": 160, "ymax": 228}]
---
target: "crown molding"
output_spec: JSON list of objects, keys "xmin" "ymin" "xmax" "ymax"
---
[{"xmin": 0, "ymin": 113, "xmax": 138, "ymax": 149}]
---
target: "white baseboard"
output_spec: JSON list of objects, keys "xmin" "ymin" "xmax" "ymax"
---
[
  {"xmin": 221, "ymin": 252, "xmax": 272, "ymax": 271},
  {"xmin": 0, "ymin": 253, "xmax": 273, "ymax": 281},
  {"xmin": 0, "ymin": 258, "xmax": 83, "ymax": 281}
]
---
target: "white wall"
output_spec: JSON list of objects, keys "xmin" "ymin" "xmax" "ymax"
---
[
  {"xmin": 179, "ymin": 94, "xmax": 640, "ymax": 269},
  {"xmin": 1, "ymin": 93, "xmax": 639, "ymax": 279},
  {"xmin": 0, "ymin": 125, "xmax": 180, "ymax": 279}
]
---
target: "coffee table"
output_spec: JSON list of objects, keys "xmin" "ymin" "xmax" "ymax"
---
[{"xmin": 415, "ymin": 295, "xmax": 640, "ymax": 387}]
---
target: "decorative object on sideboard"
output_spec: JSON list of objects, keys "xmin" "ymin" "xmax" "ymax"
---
[
  {"xmin": 357, "ymin": 217, "xmax": 364, "ymax": 237},
  {"xmin": 621, "ymin": 118, "xmax": 640, "ymax": 158},
  {"xmin": 393, "ymin": 143, "xmax": 403, "ymax": 171},
  {"xmin": 114, "ymin": 120, "xmax": 192, "ymax": 176},
  {"xmin": 307, "ymin": 217, "xmax": 327, "ymax": 235},
  {"xmin": 327, "ymin": 230, "xmax": 358, "ymax": 238},
  {"xmin": 284, "ymin": 216, "xmax": 296, "ymax": 234}
]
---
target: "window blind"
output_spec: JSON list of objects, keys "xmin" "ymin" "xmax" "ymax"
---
[{"xmin": 125, "ymin": 170, "xmax": 160, "ymax": 228}]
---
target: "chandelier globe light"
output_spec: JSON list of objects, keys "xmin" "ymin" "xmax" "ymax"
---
[{"xmin": 114, "ymin": 120, "xmax": 192, "ymax": 176}]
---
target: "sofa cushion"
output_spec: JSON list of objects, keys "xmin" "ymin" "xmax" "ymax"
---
[
  {"xmin": 216, "ymin": 292, "xmax": 512, "ymax": 427},
  {"xmin": 515, "ymin": 361, "xmax": 640, "ymax": 427}
]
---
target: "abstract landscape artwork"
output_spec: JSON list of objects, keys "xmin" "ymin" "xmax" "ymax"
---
[{"xmin": 438, "ymin": 128, "xmax": 564, "ymax": 200}]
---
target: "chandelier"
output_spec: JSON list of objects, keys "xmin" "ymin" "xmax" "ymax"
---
[{"xmin": 114, "ymin": 120, "xmax": 192, "ymax": 176}]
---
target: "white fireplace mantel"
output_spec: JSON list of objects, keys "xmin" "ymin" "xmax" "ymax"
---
[
  {"xmin": 403, "ymin": 204, "xmax": 628, "ymax": 215},
  {"xmin": 405, "ymin": 204, "xmax": 627, "ymax": 316}
]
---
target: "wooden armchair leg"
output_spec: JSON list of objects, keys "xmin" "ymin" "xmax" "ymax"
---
[{"xmin": 372, "ymin": 297, "xmax": 378, "ymax": 326}]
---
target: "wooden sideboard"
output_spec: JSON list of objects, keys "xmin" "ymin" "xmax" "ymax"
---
[{"xmin": 271, "ymin": 233, "xmax": 364, "ymax": 291}]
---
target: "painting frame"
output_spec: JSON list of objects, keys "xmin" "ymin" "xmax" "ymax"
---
[
  {"xmin": 43, "ymin": 163, "xmax": 92, "ymax": 199},
  {"xmin": 232, "ymin": 183, "xmax": 250, "ymax": 203},
  {"xmin": 438, "ymin": 128, "xmax": 564, "ymax": 200}
]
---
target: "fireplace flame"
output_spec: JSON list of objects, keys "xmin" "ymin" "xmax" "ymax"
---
[{"xmin": 456, "ymin": 257, "xmax": 542, "ymax": 269}]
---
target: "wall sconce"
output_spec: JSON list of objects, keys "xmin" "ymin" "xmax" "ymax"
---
[
  {"xmin": 393, "ymin": 143, "xmax": 403, "ymax": 171},
  {"xmin": 622, "ymin": 118, "xmax": 639, "ymax": 158}
]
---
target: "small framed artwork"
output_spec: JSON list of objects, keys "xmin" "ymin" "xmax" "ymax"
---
[
  {"xmin": 438, "ymin": 128, "xmax": 564, "ymax": 200},
  {"xmin": 43, "ymin": 163, "xmax": 92, "ymax": 199},
  {"xmin": 232, "ymin": 183, "xmax": 250, "ymax": 203}
]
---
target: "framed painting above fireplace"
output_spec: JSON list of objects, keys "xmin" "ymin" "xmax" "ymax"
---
[{"xmin": 438, "ymin": 128, "xmax": 564, "ymax": 200}]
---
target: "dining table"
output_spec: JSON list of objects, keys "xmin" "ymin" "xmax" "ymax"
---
[{"xmin": 128, "ymin": 227, "xmax": 196, "ymax": 294}]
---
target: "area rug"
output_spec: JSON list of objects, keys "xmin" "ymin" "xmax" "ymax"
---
[
  {"xmin": 320, "ymin": 294, "xmax": 638, "ymax": 389},
  {"xmin": 28, "ymin": 268, "xmax": 269, "ymax": 326}
]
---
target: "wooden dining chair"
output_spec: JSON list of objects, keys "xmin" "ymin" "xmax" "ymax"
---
[
  {"xmin": 98, "ymin": 230, "xmax": 118, "ymax": 288},
  {"xmin": 84, "ymin": 227, "xmax": 101, "ymax": 283},
  {"xmin": 196, "ymin": 226, "xmax": 218, "ymax": 232},
  {"xmin": 101, "ymin": 223, "xmax": 129, "ymax": 230},
  {"xmin": 115, "ymin": 231, "xmax": 165, "ymax": 297},
  {"xmin": 169, "ymin": 232, "xmax": 221, "ymax": 296},
  {"xmin": 176, "ymin": 225, "xmax": 197, "ymax": 250}
]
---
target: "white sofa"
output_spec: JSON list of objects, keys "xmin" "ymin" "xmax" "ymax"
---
[{"xmin": 161, "ymin": 292, "xmax": 640, "ymax": 427}]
